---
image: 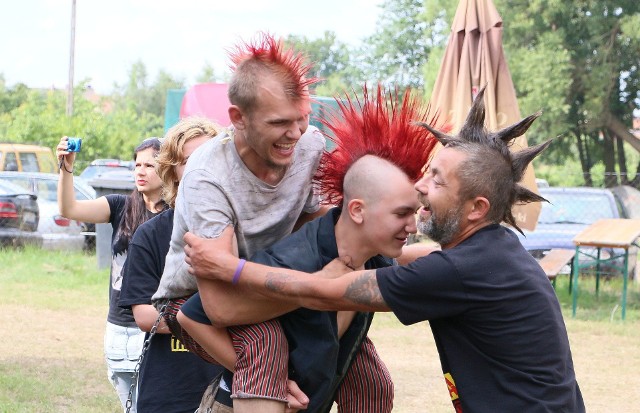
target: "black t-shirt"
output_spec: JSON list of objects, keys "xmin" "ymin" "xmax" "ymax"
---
[
  {"xmin": 106, "ymin": 194, "xmax": 161, "ymax": 326},
  {"xmin": 119, "ymin": 209, "xmax": 222, "ymax": 412},
  {"xmin": 377, "ymin": 224, "xmax": 585, "ymax": 412},
  {"xmin": 106, "ymin": 194, "xmax": 133, "ymax": 326}
]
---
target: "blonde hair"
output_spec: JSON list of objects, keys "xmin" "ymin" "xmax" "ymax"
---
[{"xmin": 157, "ymin": 117, "xmax": 220, "ymax": 207}]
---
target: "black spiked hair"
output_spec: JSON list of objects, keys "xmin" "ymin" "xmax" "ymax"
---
[{"xmin": 418, "ymin": 86, "xmax": 551, "ymax": 234}]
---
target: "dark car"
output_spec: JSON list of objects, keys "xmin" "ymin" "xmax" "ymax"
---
[
  {"xmin": 0, "ymin": 179, "xmax": 42, "ymax": 247},
  {"xmin": 516, "ymin": 186, "xmax": 638, "ymax": 276},
  {"xmin": 0, "ymin": 171, "xmax": 96, "ymax": 251}
]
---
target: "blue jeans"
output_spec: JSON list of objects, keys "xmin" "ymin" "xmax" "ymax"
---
[{"xmin": 104, "ymin": 321, "xmax": 145, "ymax": 412}]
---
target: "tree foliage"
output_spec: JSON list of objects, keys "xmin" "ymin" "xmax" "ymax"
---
[
  {"xmin": 496, "ymin": 0, "xmax": 640, "ymax": 186},
  {"xmin": 356, "ymin": 0, "xmax": 640, "ymax": 187},
  {"xmin": 2, "ymin": 2, "xmax": 640, "ymax": 187},
  {"xmin": 196, "ymin": 62, "xmax": 219, "ymax": 84},
  {"xmin": 285, "ymin": 31, "xmax": 358, "ymax": 96},
  {"xmin": 360, "ymin": 0, "xmax": 434, "ymax": 90},
  {"xmin": 112, "ymin": 60, "xmax": 185, "ymax": 122},
  {"xmin": 0, "ymin": 73, "xmax": 166, "ymax": 171}
]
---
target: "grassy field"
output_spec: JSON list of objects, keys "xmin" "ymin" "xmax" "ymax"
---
[{"xmin": 1, "ymin": 247, "xmax": 639, "ymax": 412}]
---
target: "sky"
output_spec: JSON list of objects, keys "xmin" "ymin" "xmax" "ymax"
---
[{"xmin": 1, "ymin": 0, "xmax": 384, "ymax": 94}]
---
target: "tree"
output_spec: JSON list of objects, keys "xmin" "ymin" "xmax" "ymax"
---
[
  {"xmin": 0, "ymin": 81, "xmax": 163, "ymax": 171},
  {"xmin": 497, "ymin": 0, "xmax": 640, "ymax": 187},
  {"xmin": 357, "ymin": 0, "xmax": 640, "ymax": 187},
  {"xmin": 196, "ymin": 62, "xmax": 218, "ymax": 83},
  {"xmin": 361, "ymin": 0, "xmax": 437, "ymax": 90},
  {"xmin": 285, "ymin": 31, "xmax": 356, "ymax": 96},
  {"xmin": 147, "ymin": 69, "xmax": 184, "ymax": 118},
  {"xmin": 113, "ymin": 61, "xmax": 184, "ymax": 121},
  {"xmin": 0, "ymin": 75, "xmax": 30, "ymax": 115}
]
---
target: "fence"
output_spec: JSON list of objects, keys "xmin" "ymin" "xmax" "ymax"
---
[{"xmin": 537, "ymin": 171, "xmax": 640, "ymax": 191}]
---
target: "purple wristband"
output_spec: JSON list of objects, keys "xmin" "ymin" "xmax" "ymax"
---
[{"xmin": 232, "ymin": 259, "xmax": 246, "ymax": 285}]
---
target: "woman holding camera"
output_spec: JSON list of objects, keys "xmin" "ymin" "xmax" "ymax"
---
[{"xmin": 57, "ymin": 136, "xmax": 167, "ymax": 412}]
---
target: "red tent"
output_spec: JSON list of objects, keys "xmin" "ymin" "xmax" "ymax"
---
[{"xmin": 179, "ymin": 83, "xmax": 231, "ymax": 127}]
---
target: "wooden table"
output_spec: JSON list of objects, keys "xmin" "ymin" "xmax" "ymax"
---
[{"xmin": 571, "ymin": 218, "xmax": 640, "ymax": 320}]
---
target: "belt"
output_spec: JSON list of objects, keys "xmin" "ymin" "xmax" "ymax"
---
[{"xmin": 214, "ymin": 386, "xmax": 233, "ymax": 407}]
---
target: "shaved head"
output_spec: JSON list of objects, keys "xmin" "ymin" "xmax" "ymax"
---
[
  {"xmin": 339, "ymin": 154, "xmax": 420, "ymax": 261},
  {"xmin": 343, "ymin": 155, "xmax": 410, "ymax": 205}
]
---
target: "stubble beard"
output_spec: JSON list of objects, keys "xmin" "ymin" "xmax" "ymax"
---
[
  {"xmin": 244, "ymin": 127, "xmax": 291, "ymax": 174},
  {"xmin": 417, "ymin": 207, "xmax": 462, "ymax": 246}
]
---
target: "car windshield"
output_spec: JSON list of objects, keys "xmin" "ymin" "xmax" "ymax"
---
[
  {"xmin": 80, "ymin": 165, "xmax": 131, "ymax": 180},
  {"xmin": 0, "ymin": 179, "xmax": 32, "ymax": 195},
  {"xmin": 538, "ymin": 192, "xmax": 615, "ymax": 225},
  {"xmin": 0, "ymin": 176, "xmax": 89, "ymax": 201}
]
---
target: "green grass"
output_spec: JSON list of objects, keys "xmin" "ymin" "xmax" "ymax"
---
[
  {"xmin": 553, "ymin": 272, "xmax": 640, "ymax": 322},
  {"xmin": 0, "ymin": 246, "xmax": 120, "ymax": 413},
  {"xmin": 1, "ymin": 247, "xmax": 639, "ymax": 412},
  {"xmin": 0, "ymin": 360, "xmax": 118, "ymax": 412},
  {"xmin": 0, "ymin": 246, "xmax": 106, "ymax": 310}
]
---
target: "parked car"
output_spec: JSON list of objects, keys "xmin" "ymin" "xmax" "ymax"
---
[
  {"xmin": 0, "ymin": 143, "xmax": 57, "ymax": 173},
  {"xmin": 0, "ymin": 171, "xmax": 96, "ymax": 251},
  {"xmin": 0, "ymin": 179, "xmax": 42, "ymax": 247},
  {"xmin": 79, "ymin": 158, "xmax": 134, "ymax": 181},
  {"xmin": 516, "ymin": 186, "xmax": 639, "ymax": 276},
  {"xmin": 610, "ymin": 185, "xmax": 640, "ymax": 219},
  {"xmin": 535, "ymin": 178, "xmax": 550, "ymax": 188},
  {"xmin": 91, "ymin": 168, "xmax": 135, "ymax": 183}
]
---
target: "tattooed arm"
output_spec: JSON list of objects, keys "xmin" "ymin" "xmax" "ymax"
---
[
  {"xmin": 184, "ymin": 227, "xmax": 391, "ymax": 312},
  {"xmin": 254, "ymin": 265, "xmax": 391, "ymax": 312}
]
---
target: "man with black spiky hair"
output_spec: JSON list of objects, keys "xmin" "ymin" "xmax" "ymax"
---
[{"xmin": 184, "ymin": 87, "xmax": 586, "ymax": 412}]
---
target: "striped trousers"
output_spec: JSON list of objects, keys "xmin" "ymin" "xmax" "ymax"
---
[
  {"xmin": 165, "ymin": 297, "xmax": 394, "ymax": 413},
  {"xmin": 180, "ymin": 317, "xmax": 393, "ymax": 411},
  {"xmin": 229, "ymin": 321, "xmax": 393, "ymax": 412}
]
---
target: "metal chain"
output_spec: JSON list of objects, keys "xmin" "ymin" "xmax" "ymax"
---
[{"xmin": 125, "ymin": 303, "xmax": 168, "ymax": 413}]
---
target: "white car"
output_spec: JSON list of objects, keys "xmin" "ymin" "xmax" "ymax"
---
[{"xmin": 0, "ymin": 171, "xmax": 96, "ymax": 251}]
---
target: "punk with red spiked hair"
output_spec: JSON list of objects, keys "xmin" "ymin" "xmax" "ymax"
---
[
  {"xmin": 315, "ymin": 86, "xmax": 446, "ymax": 206},
  {"xmin": 227, "ymin": 32, "xmax": 319, "ymax": 112}
]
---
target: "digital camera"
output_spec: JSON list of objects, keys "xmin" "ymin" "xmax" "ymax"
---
[{"xmin": 67, "ymin": 137, "xmax": 82, "ymax": 153}]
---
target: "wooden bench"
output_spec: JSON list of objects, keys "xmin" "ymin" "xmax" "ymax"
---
[{"xmin": 538, "ymin": 248, "xmax": 575, "ymax": 289}]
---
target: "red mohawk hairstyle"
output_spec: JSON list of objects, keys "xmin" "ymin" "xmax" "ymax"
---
[
  {"xmin": 227, "ymin": 32, "xmax": 319, "ymax": 110},
  {"xmin": 316, "ymin": 85, "xmax": 447, "ymax": 206}
]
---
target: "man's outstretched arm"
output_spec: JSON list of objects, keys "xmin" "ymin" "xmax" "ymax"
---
[{"xmin": 184, "ymin": 227, "xmax": 391, "ymax": 313}]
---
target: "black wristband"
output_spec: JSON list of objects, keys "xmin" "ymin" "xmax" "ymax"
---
[{"xmin": 59, "ymin": 156, "xmax": 73, "ymax": 174}]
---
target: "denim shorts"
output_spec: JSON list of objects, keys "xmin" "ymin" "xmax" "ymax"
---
[{"xmin": 104, "ymin": 321, "xmax": 145, "ymax": 371}]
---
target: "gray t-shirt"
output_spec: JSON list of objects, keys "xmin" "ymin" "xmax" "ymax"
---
[{"xmin": 153, "ymin": 126, "xmax": 324, "ymax": 301}]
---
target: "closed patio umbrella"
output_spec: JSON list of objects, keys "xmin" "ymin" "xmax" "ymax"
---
[{"xmin": 429, "ymin": 0, "xmax": 542, "ymax": 230}]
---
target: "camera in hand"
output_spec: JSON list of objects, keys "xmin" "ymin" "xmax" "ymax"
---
[{"xmin": 67, "ymin": 137, "xmax": 82, "ymax": 152}]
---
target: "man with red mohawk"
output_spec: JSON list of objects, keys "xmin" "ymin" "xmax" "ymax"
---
[
  {"xmin": 152, "ymin": 33, "xmax": 328, "ymax": 412},
  {"xmin": 179, "ymin": 85, "xmax": 441, "ymax": 412},
  {"xmin": 185, "ymin": 88, "xmax": 586, "ymax": 413}
]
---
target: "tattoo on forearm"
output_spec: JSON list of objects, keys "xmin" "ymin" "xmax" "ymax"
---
[
  {"xmin": 264, "ymin": 271, "xmax": 302, "ymax": 295},
  {"xmin": 344, "ymin": 270, "xmax": 385, "ymax": 307}
]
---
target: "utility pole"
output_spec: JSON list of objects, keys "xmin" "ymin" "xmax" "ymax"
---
[{"xmin": 66, "ymin": 0, "xmax": 76, "ymax": 116}]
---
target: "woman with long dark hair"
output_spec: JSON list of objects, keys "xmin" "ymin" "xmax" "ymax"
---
[{"xmin": 57, "ymin": 137, "xmax": 167, "ymax": 412}]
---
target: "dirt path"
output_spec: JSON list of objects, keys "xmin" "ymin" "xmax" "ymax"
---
[
  {"xmin": 3, "ymin": 305, "xmax": 639, "ymax": 412},
  {"xmin": 0, "ymin": 305, "xmax": 106, "ymax": 361},
  {"xmin": 369, "ymin": 313, "xmax": 640, "ymax": 413}
]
